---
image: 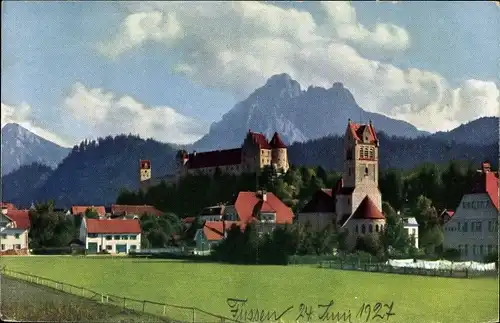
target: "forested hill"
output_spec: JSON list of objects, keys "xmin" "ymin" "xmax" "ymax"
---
[
  {"xmin": 2, "ymin": 131, "xmax": 497, "ymax": 208},
  {"xmin": 288, "ymin": 131, "xmax": 498, "ymax": 171}
]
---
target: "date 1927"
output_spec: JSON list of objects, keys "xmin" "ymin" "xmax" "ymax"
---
[{"xmin": 356, "ymin": 302, "xmax": 396, "ymax": 321}]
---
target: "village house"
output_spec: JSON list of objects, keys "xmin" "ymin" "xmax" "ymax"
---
[
  {"xmin": 193, "ymin": 190, "xmax": 295, "ymax": 253},
  {"xmin": 443, "ymin": 161, "xmax": 499, "ymax": 261},
  {"xmin": 298, "ymin": 120, "xmax": 386, "ymax": 249},
  {"xmin": 402, "ymin": 217, "xmax": 419, "ymax": 249},
  {"xmin": 0, "ymin": 208, "xmax": 31, "ymax": 255},
  {"xmin": 80, "ymin": 217, "xmax": 142, "ymax": 254},
  {"xmin": 111, "ymin": 204, "xmax": 163, "ymax": 218},
  {"xmin": 72, "ymin": 205, "xmax": 107, "ymax": 217}
]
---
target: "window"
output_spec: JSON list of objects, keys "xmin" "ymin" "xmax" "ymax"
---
[
  {"xmin": 488, "ymin": 221, "xmax": 492, "ymax": 232},
  {"xmin": 114, "ymin": 235, "xmax": 120, "ymax": 240},
  {"xmin": 1, "ymin": 244, "xmax": 4, "ymax": 250},
  {"xmin": 365, "ymin": 167, "xmax": 369, "ymax": 176},
  {"xmin": 472, "ymin": 245, "xmax": 476, "ymax": 255},
  {"xmin": 355, "ymin": 225, "xmax": 358, "ymax": 233},
  {"xmin": 363, "ymin": 147, "xmax": 368, "ymax": 159},
  {"xmin": 457, "ymin": 222, "xmax": 461, "ymax": 232},
  {"xmin": 361, "ymin": 224, "xmax": 366, "ymax": 234},
  {"xmin": 1, "ymin": 234, "xmax": 6, "ymax": 239},
  {"xmin": 130, "ymin": 245, "xmax": 137, "ymax": 250},
  {"xmin": 369, "ymin": 224, "xmax": 373, "ymax": 233},
  {"xmin": 458, "ymin": 244, "xmax": 462, "ymax": 253},
  {"xmin": 13, "ymin": 233, "xmax": 20, "ymax": 239},
  {"xmin": 130, "ymin": 235, "xmax": 137, "ymax": 240},
  {"xmin": 348, "ymin": 168, "xmax": 351, "ymax": 176},
  {"xmin": 14, "ymin": 244, "xmax": 21, "ymax": 250},
  {"xmin": 464, "ymin": 244, "xmax": 468, "ymax": 256},
  {"xmin": 122, "ymin": 235, "xmax": 129, "ymax": 240},
  {"xmin": 88, "ymin": 233, "xmax": 97, "ymax": 238},
  {"xmin": 488, "ymin": 245, "xmax": 493, "ymax": 254},
  {"xmin": 475, "ymin": 221, "xmax": 482, "ymax": 232},
  {"xmin": 105, "ymin": 235, "xmax": 112, "ymax": 240},
  {"xmin": 463, "ymin": 222, "xmax": 468, "ymax": 232},
  {"xmin": 106, "ymin": 245, "xmax": 112, "ymax": 251},
  {"xmin": 375, "ymin": 225, "xmax": 379, "ymax": 232},
  {"xmin": 479, "ymin": 245, "xmax": 484, "ymax": 255},
  {"xmin": 369, "ymin": 148, "xmax": 374, "ymax": 159}
]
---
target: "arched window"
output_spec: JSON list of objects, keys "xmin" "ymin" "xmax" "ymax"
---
[
  {"xmin": 355, "ymin": 225, "xmax": 358, "ymax": 233},
  {"xmin": 369, "ymin": 148, "xmax": 375, "ymax": 159},
  {"xmin": 365, "ymin": 167, "xmax": 369, "ymax": 176},
  {"xmin": 361, "ymin": 224, "xmax": 366, "ymax": 234},
  {"xmin": 359, "ymin": 147, "xmax": 363, "ymax": 157},
  {"xmin": 369, "ymin": 224, "xmax": 373, "ymax": 233},
  {"xmin": 375, "ymin": 224, "xmax": 379, "ymax": 232}
]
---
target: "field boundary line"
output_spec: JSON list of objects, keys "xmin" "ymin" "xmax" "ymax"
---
[{"xmin": 0, "ymin": 267, "xmax": 242, "ymax": 323}]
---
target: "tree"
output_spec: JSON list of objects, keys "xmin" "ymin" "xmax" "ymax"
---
[
  {"xmin": 84, "ymin": 208, "xmax": 99, "ymax": 219},
  {"xmin": 379, "ymin": 169, "xmax": 404, "ymax": 211}
]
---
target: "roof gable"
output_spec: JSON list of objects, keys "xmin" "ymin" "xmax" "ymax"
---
[
  {"xmin": 247, "ymin": 130, "xmax": 271, "ymax": 149},
  {"xmin": 234, "ymin": 191, "xmax": 294, "ymax": 224},
  {"xmin": 347, "ymin": 120, "xmax": 378, "ymax": 144},
  {"xmin": 269, "ymin": 132, "xmax": 287, "ymax": 149},
  {"xmin": 86, "ymin": 218, "xmax": 141, "ymax": 234},
  {"xmin": 468, "ymin": 166, "xmax": 499, "ymax": 210},
  {"xmin": 349, "ymin": 196, "xmax": 385, "ymax": 221},
  {"xmin": 2, "ymin": 210, "xmax": 31, "ymax": 230},
  {"xmin": 203, "ymin": 221, "xmax": 241, "ymax": 241}
]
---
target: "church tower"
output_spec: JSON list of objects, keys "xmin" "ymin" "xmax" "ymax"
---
[
  {"xmin": 343, "ymin": 119, "xmax": 379, "ymax": 188},
  {"xmin": 139, "ymin": 159, "xmax": 152, "ymax": 192}
]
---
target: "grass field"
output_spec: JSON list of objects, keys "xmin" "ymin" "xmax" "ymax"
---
[{"xmin": 1, "ymin": 256, "xmax": 498, "ymax": 323}]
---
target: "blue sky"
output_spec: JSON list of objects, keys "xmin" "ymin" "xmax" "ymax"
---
[{"xmin": 1, "ymin": 1, "xmax": 498, "ymax": 147}]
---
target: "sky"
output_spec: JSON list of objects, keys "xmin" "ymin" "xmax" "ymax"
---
[{"xmin": 1, "ymin": 1, "xmax": 499, "ymax": 147}]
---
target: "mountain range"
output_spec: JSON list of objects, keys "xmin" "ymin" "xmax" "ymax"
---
[{"xmin": 1, "ymin": 74, "xmax": 498, "ymax": 207}]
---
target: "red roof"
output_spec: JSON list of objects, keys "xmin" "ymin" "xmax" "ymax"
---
[
  {"xmin": 350, "ymin": 196, "xmax": 385, "ymax": 220},
  {"xmin": 234, "ymin": 191, "xmax": 294, "ymax": 224},
  {"xmin": 203, "ymin": 221, "xmax": 241, "ymax": 241},
  {"xmin": 247, "ymin": 130, "xmax": 271, "ymax": 149},
  {"xmin": 187, "ymin": 148, "xmax": 242, "ymax": 169},
  {"xmin": 72, "ymin": 206, "xmax": 106, "ymax": 216},
  {"xmin": 111, "ymin": 205, "xmax": 163, "ymax": 217},
  {"xmin": 1, "ymin": 202, "xmax": 17, "ymax": 210},
  {"xmin": 347, "ymin": 120, "xmax": 378, "ymax": 144},
  {"xmin": 469, "ymin": 165, "xmax": 499, "ymax": 210},
  {"xmin": 3, "ymin": 210, "xmax": 31, "ymax": 230},
  {"xmin": 86, "ymin": 218, "xmax": 141, "ymax": 234},
  {"xmin": 269, "ymin": 132, "xmax": 287, "ymax": 149}
]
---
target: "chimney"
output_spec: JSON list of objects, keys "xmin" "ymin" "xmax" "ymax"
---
[
  {"xmin": 193, "ymin": 150, "xmax": 197, "ymax": 157},
  {"xmin": 369, "ymin": 120, "xmax": 372, "ymax": 126},
  {"xmin": 348, "ymin": 118, "xmax": 351, "ymax": 123},
  {"xmin": 262, "ymin": 190, "xmax": 267, "ymax": 202},
  {"xmin": 482, "ymin": 161, "xmax": 491, "ymax": 173}
]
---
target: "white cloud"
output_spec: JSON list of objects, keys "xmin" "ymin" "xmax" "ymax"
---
[
  {"xmin": 64, "ymin": 83, "xmax": 208, "ymax": 144},
  {"xmin": 1, "ymin": 102, "xmax": 74, "ymax": 147},
  {"xmin": 98, "ymin": 1, "xmax": 499, "ymax": 132}
]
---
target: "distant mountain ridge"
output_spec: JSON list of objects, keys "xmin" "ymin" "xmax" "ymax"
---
[
  {"xmin": 192, "ymin": 73, "xmax": 430, "ymax": 151},
  {"xmin": 430, "ymin": 117, "xmax": 499, "ymax": 146},
  {"xmin": 1, "ymin": 123, "xmax": 71, "ymax": 176}
]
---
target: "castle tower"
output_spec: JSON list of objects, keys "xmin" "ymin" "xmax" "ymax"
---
[
  {"xmin": 175, "ymin": 150, "xmax": 189, "ymax": 177},
  {"xmin": 270, "ymin": 132, "xmax": 289, "ymax": 173},
  {"xmin": 241, "ymin": 130, "xmax": 271, "ymax": 172},
  {"xmin": 343, "ymin": 119, "xmax": 379, "ymax": 188},
  {"xmin": 139, "ymin": 159, "xmax": 152, "ymax": 192}
]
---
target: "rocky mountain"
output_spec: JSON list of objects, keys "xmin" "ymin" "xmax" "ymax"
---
[
  {"xmin": 430, "ymin": 117, "xmax": 499, "ymax": 146},
  {"xmin": 2, "ymin": 131, "xmax": 496, "ymax": 208},
  {"xmin": 1, "ymin": 123, "xmax": 71, "ymax": 176},
  {"xmin": 192, "ymin": 73, "xmax": 429, "ymax": 151}
]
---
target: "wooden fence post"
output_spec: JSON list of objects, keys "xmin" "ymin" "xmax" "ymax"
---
[
  {"xmin": 123, "ymin": 297, "xmax": 126, "ymax": 309},
  {"xmin": 163, "ymin": 305, "xmax": 166, "ymax": 315},
  {"xmin": 192, "ymin": 307, "xmax": 196, "ymax": 323},
  {"xmin": 142, "ymin": 300, "xmax": 146, "ymax": 312}
]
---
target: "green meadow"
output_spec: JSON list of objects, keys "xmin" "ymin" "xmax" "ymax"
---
[{"xmin": 1, "ymin": 256, "xmax": 498, "ymax": 323}]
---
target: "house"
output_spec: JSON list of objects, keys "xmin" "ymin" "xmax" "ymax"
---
[
  {"xmin": 0, "ymin": 209, "xmax": 31, "ymax": 255},
  {"xmin": 1, "ymin": 202, "xmax": 17, "ymax": 210},
  {"xmin": 297, "ymin": 120, "xmax": 386, "ymax": 249},
  {"xmin": 198, "ymin": 205, "xmax": 225, "ymax": 221},
  {"xmin": 439, "ymin": 209, "xmax": 455, "ymax": 225},
  {"xmin": 297, "ymin": 188, "xmax": 335, "ymax": 231},
  {"xmin": 403, "ymin": 217, "xmax": 419, "ymax": 249},
  {"xmin": 80, "ymin": 217, "xmax": 142, "ymax": 254},
  {"xmin": 111, "ymin": 204, "xmax": 163, "ymax": 218},
  {"xmin": 443, "ymin": 161, "xmax": 499, "ymax": 261},
  {"xmin": 72, "ymin": 205, "xmax": 106, "ymax": 217},
  {"xmin": 194, "ymin": 221, "xmax": 241, "ymax": 253}
]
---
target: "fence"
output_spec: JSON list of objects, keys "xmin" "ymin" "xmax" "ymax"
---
[
  {"xmin": 318, "ymin": 260, "xmax": 498, "ymax": 278},
  {"xmin": 0, "ymin": 267, "xmax": 241, "ymax": 323}
]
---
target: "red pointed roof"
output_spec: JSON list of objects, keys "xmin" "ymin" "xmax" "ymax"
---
[
  {"xmin": 270, "ymin": 132, "xmax": 287, "ymax": 149},
  {"xmin": 3, "ymin": 209, "xmax": 30, "ymax": 230},
  {"xmin": 203, "ymin": 221, "xmax": 242, "ymax": 241},
  {"xmin": 187, "ymin": 148, "xmax": 242, "ymax": 169},
  {"xmin": 469, "ymin": 163, "xmax": 499, "ymax": 210},
  {"xmin": 247, "ymin": 130, "xmax": 271, "ymax": 149},
  {"xmin": 347, "ymin": 120, "xmax": 378, "ymax": 144},
  {"xmin": 233, "ymin": 191, "xmax": 294, "ymax": 224},
  {"xmin": 350, "ymin": 196, "xmax": 385, "ymax": 220},
  {"xmin": 86, "ymin": 218, "xmax": 141, "ymax": 234}
]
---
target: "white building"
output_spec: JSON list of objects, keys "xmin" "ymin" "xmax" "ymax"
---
[
  {"xmin": 0, "ymin": 209, "xmax": 30, "ymax": 255},
  {"xmin": 80, "ymin": 217, "xmax": 142, "ymax": 254},
  {"xmin": 443, "ymin": 162, "xmax": 499, "ymax": 261},
  {"xmin": 403, "ymin": 217, "xmax": 419, "ymax": 249}
]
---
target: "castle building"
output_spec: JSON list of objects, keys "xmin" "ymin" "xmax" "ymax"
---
[
  {"xmin": 298, "ymin": 119, "xmax": 386, "ymax": 249},
  {"xmin": 175, "ymin": 130, "xmax": 289, "ymax": 179}
]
